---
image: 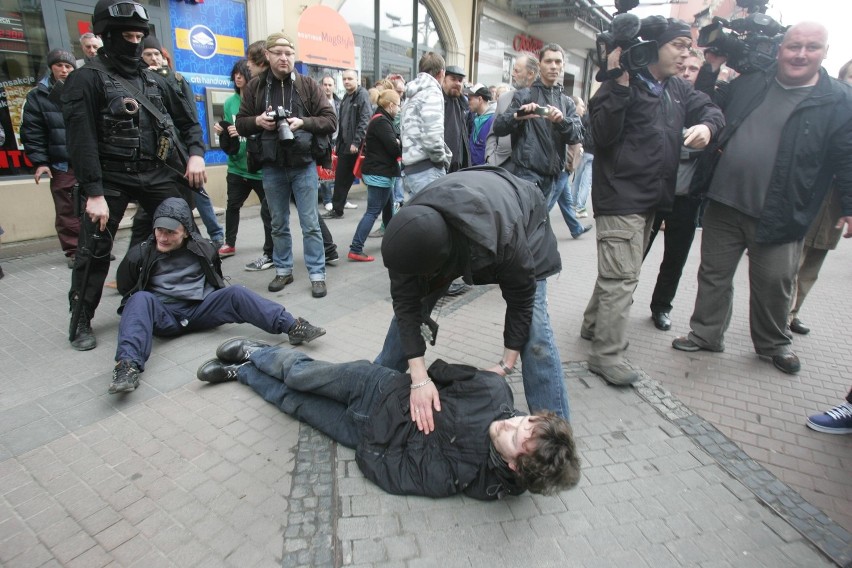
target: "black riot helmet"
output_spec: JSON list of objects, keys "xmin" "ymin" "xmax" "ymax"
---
[{"xmin": 92, "ymin": 0, "xmax": 150, "ymax": 36}]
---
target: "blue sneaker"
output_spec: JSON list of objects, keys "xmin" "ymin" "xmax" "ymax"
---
[{"xmin": 806, "ymin": 402, "xmax": 852, "ymax": 434}]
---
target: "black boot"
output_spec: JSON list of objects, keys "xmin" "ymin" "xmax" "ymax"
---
[
  {"xmin": 197, "ymin": 359, "xmax": 243, "ymax": 383},
  {"xmin": 70, "ymin": 305, "xmax": 97, "ymax": 351},
  {"xmin": 215, "ymin": 338, "xmax": 270, "ymax": 363}
]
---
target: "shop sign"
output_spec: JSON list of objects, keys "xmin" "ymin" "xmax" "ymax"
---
[
  {"xmin": 297, "ymin": 5, "xmax": 356, "ymax": 69},
  {"xmin": 0, "ymin": 11, "xmax": 28, "ymax": 54},
  {"xmin": 513, "ymin": 33, "xmax": 543, "ymax": 53}
]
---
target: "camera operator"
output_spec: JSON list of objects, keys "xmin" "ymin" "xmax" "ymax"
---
[
  {"xmin": 62, "ymin": 0, "xmax": 207, "ymax": 352},
  {"xmin": 580, "ymin": 19, "xmax": 724, "ymax": 386},
  {"xmin": 673, "ymin": 22, "xmax": 852, "ymax": 375},
  {"xmin": 235, "ymin": 33, "xmax": 337, "ymax": 298}
]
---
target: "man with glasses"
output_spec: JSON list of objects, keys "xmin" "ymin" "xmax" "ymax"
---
[
  {"xmin": 235, "ymin": 33, "xmax": 336, "ymax": 298},
  {"xmin": 62, "ymin": 0, "xmax": 207, "ymax": 352},
  {"xmin": 580, "ymin": 19, "xmax": 723, "ymax": 386}
]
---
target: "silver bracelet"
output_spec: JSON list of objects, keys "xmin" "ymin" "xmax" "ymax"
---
[
  {"xmin": 499, "ymin": 360, "xmax": 514, "ymax": 375},
  {"xmin": 411, "ymin": 378, "xmax": 433, "ymax": 390}
]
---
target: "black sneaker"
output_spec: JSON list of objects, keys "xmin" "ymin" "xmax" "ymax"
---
[
  {"xmin": 197, "ymin": 359, "xmax": 242, "ymax": 383},
  {"xmin": 109, "ymin": 360, "xmax": 140, "ymax": 394},
  {"xmin": 70, "ymin": 309, "xmax": 97, "ymax": 351},
  {"xmin": 288, "ymin": 318, "xmax": 326, "ymax": 345},
  {"xmin": 216, "ymin": 338, "xmax": 270, "ymax": 363},
  {"xmin": 321, "ymin": 210, "xmax": 343, "ymax": 220},
  {"xmin": 268, "ymin": 274, "xmax": 294, "ymax": 292},
  {"xmin": 326, "ymin": 251, "xmax": 339, "ymax": 264}
]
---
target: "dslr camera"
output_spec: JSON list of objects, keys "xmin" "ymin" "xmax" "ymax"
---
[
  {"xmin": 595, "ymin": 0, "xmax": 668, "ymax": 78},
  {"xmin": 697, "ymin": 0, "xmax": 786, "ymax": 74},
  {"xmin": 266, "ymin": 106, "xmax": 295, "ymax": 141}
]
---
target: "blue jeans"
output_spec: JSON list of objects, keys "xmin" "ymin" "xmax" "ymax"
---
[
  {"xmin": 350, "ymin": 185, "xmax": 392, "ymax": 254},
  {"xmin": 319, "ymin": 181, "xmax": 333, "ymax": 206},
  {"xmin": 547, "ymin": 172, "xmax": 585, "ymax": 237},
  {"xmin": 116, "ymin": 287, "xmax": 296, "ymax": 370},
  {"xmin": 262, "ymin": 163, "xmax": 325, "ymax": 280},
  {"xmin": 571, "ymin": 153, "xmax": 593, "ymax": 210},
  {"xmin": 392, "ymin": 176, "xmax": 404, "ymax": 204},
  {"xmin": 374, "ymin": 279, "xmax": 570, "ymax": 420},
  {"xmin": 403, "ymin": 166, "xmax": 444, "ymax": 199},
  {"xmin": 194, "ymin": 191, "xmax": 224, "ymax": 243},
  {"xmin": 238, "ymin": 347, "xmax": 398, "ymax": 448}
]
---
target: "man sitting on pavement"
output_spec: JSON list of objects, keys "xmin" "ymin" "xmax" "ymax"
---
[
  {"xmin": 110, "ymin": 197, "xmax": 325, "ymax": 395},
  {"xmin": 374, "ymin": 166, "xmax": 571, "ymax": 428},
  {"xmin": 197, "ymin": 339, "xmax": 581, "ymax": 499}
]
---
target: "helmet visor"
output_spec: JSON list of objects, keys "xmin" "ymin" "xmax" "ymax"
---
[{"xmin": 107, "ymin": 2, "xmax": 148, "ymax": 21}]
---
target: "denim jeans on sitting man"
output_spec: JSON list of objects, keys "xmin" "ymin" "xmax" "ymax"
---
[
  {"xmin": 262, "ymin": 162, "xmax": 326, "ymax": 281},
  {"xmin": 374, "ymin": 278, "xmax": 570, "ymax": 421}
]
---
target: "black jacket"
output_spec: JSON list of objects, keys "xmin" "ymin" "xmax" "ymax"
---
[
  {"xmin": 492, "ymin": 79, "xmax": 583, "ymax": 177},
  {"xmin": 696, "ymin": 66, "xmax": 852, "ymax": 244},
  {"xmin": 385, "ymin": 166, "xmax": 561, "ymax": 360},
  {"xmin": 337, "ymin": 85, "xmax": 372, "ymax": 153},
  {"xmin": 21, "ymin": 76, "xmax": 69, "ymax": 166},
  {"xmin": 356, "ymin": 359, "xmax": 526, "ymax": 500},
  {"xmin": 61, "ymin": 53, "xmax": 205, "ymax": 197},
  {"xmin": 445, "ymin": 94, "xmax": 470, "ymax": 171},
  {"xmin": 116, "ymin": 197, "xmax": 225, "ymax": 312},
  {"xmin": 362, "ymin": 107, "xmax": 400, "ymax": 178},
  {"xmin": 589, "ymin": 73, "xmax": 724, "ymax": 216}
]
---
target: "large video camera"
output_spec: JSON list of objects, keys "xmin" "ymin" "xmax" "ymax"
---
[
  {"xmin": 697, "ymin": 0, "xmax": 787, "ymax": 74},
  {"xmin": 596, "ymin": 0, "xmax": 667, "ymax": 79}
]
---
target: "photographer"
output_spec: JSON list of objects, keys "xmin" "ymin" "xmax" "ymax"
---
[
  {"xmin": 580, "ymin": 19, "xmax": 724, "ymax": 386},
  {"xmin": 673, "ymin": 22, "xmax": 852, "ymax": 374},
  {"xmin": 62, "ymin": 0, "xmax": 206, "ymax": 352},
  {"xmin": 235, "ymin": 33, "xmax": 337, "ymax": 298}
]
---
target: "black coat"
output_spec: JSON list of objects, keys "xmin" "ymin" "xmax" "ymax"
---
[
  {"xmin": 696, "ymin": 66, "xmax": 852, "ymax": 244},
  {"xmin": 492, "ymin": 79, "xmax": 584, "ymax": 177},
  {"xmin": 589, "ymin": 74, "xmax": 724, "ymax": 216},
  {"xmin": 384, "ymin": 166, "xmax": 561, "ymax": 360},
  {"xmin": 337, "ymin": 85, "xmax": 372, "ymax": 153},
  {"xmin": 116, "ymin": 197, "xmax": 225, "ymax": 312},
  {"xmin": 362, "ymin": 107, "xmax": 400, "ymax": 178},
  {"xmin": 356, "ymin": 359, "xmax": 526, "ymax": 500},
  {"xmin": 21, "ymin": 77, "xmax": 69, "ymax": 166},
  {"xmin": 61, "ymin": 53, "xmax": 205, "ymax": 198}
]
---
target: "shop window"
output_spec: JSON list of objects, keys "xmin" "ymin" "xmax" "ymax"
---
[{"xmin": 0, "ymin": 0, "xmax": 48, "ymax": 176}]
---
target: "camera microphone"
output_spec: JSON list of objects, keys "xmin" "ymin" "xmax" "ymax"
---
[{"xmin": 612, "ymin": 13, "xmax": 641, "ymax": 42}]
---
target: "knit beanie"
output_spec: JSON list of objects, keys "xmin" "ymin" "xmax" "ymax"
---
[
  {"xmin": 655, "ymin": 19, "xmax": 691, "ymax": 47},
  {"xmin": 141, "ymin": 35, "xmax": 162, "ymax": 52},
  {"xmin": 47, "ymin": 49, "xmax": 76, "ymax": 69}
]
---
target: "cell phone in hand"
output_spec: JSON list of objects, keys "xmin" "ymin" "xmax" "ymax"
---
[{"xmin": 517, "ymin": 106, "xmax": 550, "ymax": 117}]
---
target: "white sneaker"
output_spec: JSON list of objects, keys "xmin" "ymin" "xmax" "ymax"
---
[
  {"xmin": 344, "ymin": 201, "xmax": 358, "ymax": 209},
  {"xmin": 245, "ymin": 254, "xmax": 273, "ymax": 271},
  {"xmin": 324, "ymin": 203, "xmax": 333, "ymax": 211}
]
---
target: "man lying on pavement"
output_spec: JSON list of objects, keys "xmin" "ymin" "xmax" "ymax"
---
[
  {"xmin": 110, "ymin": 197, "xmax": 325, "ymax": 395},
  {"xmin": 197, "ymin": 339, "xmax": 581, "ymax": 500}
]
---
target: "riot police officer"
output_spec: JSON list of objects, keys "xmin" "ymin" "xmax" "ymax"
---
[{"xmin": 62, "ymin": 0, "xmax": 206, "ymax": 352}]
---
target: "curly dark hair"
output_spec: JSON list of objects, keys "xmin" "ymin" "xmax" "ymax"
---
[{"xmin": 513, "ymin": 412, "xmax": 581, "ymax": 495}]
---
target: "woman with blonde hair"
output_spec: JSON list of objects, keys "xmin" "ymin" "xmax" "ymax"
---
[{"xmin": 348, "ymin": 89, "xmax": 401, "ymax": 261}]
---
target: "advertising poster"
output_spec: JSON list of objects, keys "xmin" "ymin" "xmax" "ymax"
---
[{"xmin": 169, "ymin": 0, "xmax": 248, "ymax": 165}]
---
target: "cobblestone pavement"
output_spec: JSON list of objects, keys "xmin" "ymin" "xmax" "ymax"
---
[{"xmin": 0, "ymin": 195, "xmax": 849, "ymax": 567}]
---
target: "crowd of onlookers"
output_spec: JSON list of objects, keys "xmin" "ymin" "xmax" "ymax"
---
[{"xmin": 5, "ymin": 12, "xmax": 852, "ymax": 438}]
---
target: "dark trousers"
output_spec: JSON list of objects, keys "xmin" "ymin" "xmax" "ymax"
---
[
  {"xmin": 331, "ymin": 151, "xmax": 358, "ymax": 215},
  {"xmin": 116, "ymin": 287, "xmax": 297, "ymax": 370},
  {"xmin": 225, "ymin": 172, "xmax": 273, "ymax": 256},
  {"xmin": 643, "ymin": 195, "xmax": 701, "ymax": 314},
  {"xmin": 238, "ymin": 347, "xmax": 397, "ymax": 448},
  {"xmin": 49, "ymin": 168, "xmax": 80, "ymax": 257},
  {"xmin": 70, "ymin": 166, "xmax": 182, "ymax": 318},
  {"xmin": 319, "ymin": 216, "xmax": 338, "ymax": 259}
]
